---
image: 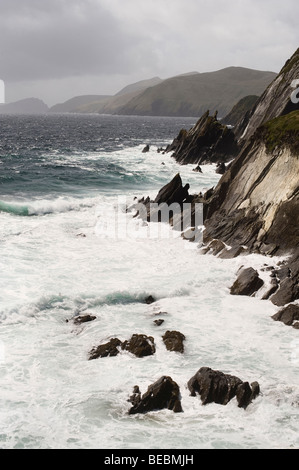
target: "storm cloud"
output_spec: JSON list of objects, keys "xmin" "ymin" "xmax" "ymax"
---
[{"xmin": 0, "ymin": 0, "xmax": 298, "ymax": 105}]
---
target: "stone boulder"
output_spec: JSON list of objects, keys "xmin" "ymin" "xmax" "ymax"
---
[
  {"xmin": 272, "ymin": 304, "xmax": 299, "ymax": 328},
  {"xmin": 187, "ymin": 367, "xmax": 260, "ymax": 409},
  {"xmin": 122, "ymin": 334, "xmax": 156, "ymax": 358},
  {"xmin": 128, "ymin": 376, "xmax": 183, "ymax": 414},
  {"xmin": 88, "ymin": 338, "xmax": 122, "ymax": 360},
  {"xmin": 162, "ymin": 330, "xmax": 186, "ymax": 353},
  {"xmin": 230, "ymin": 267, "xmax": 264, "ymax": 297}
]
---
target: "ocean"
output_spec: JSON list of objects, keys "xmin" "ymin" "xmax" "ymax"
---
[{"xmin": 0, "ymin": 113, "xmax": 298, "ymax": 450}]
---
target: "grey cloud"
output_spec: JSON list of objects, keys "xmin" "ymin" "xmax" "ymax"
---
[{"xmin": 0, "ymin": 0, "xmax": 141, "ymax": 81}]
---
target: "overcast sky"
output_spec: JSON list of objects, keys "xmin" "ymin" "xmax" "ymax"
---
[{"xmin": 1, "ymin": 0, "xmax": 298, "ymax": 106}]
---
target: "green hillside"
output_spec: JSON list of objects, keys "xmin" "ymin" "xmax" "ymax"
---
[{"xmin": 118, "ymin": 67, "xmax": 277, "ymax": 117}]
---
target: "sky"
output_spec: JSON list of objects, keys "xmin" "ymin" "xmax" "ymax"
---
[{"xmin": 0, "ymin": 0, "xmax": 298, "ymax": 106}]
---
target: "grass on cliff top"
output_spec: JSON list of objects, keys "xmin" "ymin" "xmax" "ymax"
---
[{"xmin": 259, "ymin": 110, "xmax": 299, "ymax": 154}]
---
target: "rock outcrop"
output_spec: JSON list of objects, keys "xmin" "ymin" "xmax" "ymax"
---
[
  {"xmin": 122, "ymin": 334, "xmax": 156, "ymax": 358},
  {"xmin": 165, "ymin": 111, "xmax": 239, "ymax": 165},
  {"xmin": 187, "ymin": 367, "xmax": 260, "ymax": 409},
  {"xmin": 89, "ymin": 338, "xmax": 122, "ymax": 360},
  {"xmin": 88, "ymin": 334, "xmax": 156, "ymax": 359},
  {"xmin": 128, "ymin": 376, "xmax": 183, "ymax": 414},
  {"xmin": 162, "ymin": 330, "xmax": 186, "ymax": 353}
]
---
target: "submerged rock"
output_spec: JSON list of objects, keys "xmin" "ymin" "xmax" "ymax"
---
[
  {"xmin": 230, "ymin": 267, "xmax": 264, "ymax": 297},
  {"xmin": 187, "ymin": 367, "xmax": 260, "ymax": 409},
  {"xmin": 72, "ymin": 314, "xmax": 97, "ymax": 325},
  {"xmin": 145, "ymin": 295, "xmax": 156, "ymax": 304},
  {"xmin": 128, "ymin": 376, "xmax": 183, "ymax": 414}
]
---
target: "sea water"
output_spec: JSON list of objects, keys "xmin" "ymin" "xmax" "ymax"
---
[{"xmin": 0, "ymin": 114, "xmax": 298, "ymax": 449}]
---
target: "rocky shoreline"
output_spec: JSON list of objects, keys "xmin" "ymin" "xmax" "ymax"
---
[{"xmin": 66, "ymin": 48, "xmax": 298, "ymax": 417}]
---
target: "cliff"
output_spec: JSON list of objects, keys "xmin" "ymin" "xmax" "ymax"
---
[
  {"xmin": 235, "ymin": 48, "xmax": 299, "ymax": 139},
  {"xmin": 202, "ymin": 48, "xmax": 299, "ymax": 306}
]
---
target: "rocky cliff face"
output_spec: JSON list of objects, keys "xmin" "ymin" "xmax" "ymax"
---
[
  {"xmin": 203, "ymin": 47, "xmax": 299, "ymax": 306},
  {"xmin": 235, "ymin": 48, "xmax": 299, "ymax": 140}
]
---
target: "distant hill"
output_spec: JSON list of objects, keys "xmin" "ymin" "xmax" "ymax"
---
[
  {"xmin": 50, "ymin": 77, "xmax": 164, "ymax": 114},
  {"xmin": 117, "ymin": 67, "xmax": 277, "ymax": 117},
  {"xmin": 0, "ymin": 98, "xmax": 49, "ymax": 114},
  {"xmin": 50, "ymin": 95, "xmax": 110, "ymax": 113},
  {"xmin": 48, "ymin": 67, "xmax": 277, "ymax": 117},
  {"xmin": 115, "ymin": 77, "xmax": 163, "ymax": 96}
]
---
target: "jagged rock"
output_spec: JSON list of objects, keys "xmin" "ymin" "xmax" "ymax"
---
[
  {"xmin": 142, "ymin": 144, "xmax": 150, "ymax": 153},
  {"xmin": 153, "ymin": 173, "xmax": 191, "ymax": 206},
  {"xmin": 166, "ymin": 110, "xmax": 239, "ymax": 165},
  {"xmin": 88, "ymin": 338, "xmax": 122, "ymax": 360},
  {"xmin": 72, "ymin": 314, "xmax": 96, "ymax": 325},
  {"xmin": 230, "ymin": 267, "xmax": 264, "ymax": 297},
  {"xmin": 162, "ymin": 331, "xmax": 185, "ymax": 353},
  {"xmin": 272, "ymin": 304, "xmax": 299, "ymax": 327},
  {"xmin": 154, "ymin": 319, "xmax": 165, "ymax": 326},
  {"xmin": 187, "ymin": 367, "xmax": 260, "ymax": 409},
  {"xmin": 122, "ymin": 334, "xmax": 156, "ymax": 358},
  {"xmin": 128, "ymin": 376, "xmax": 183, "ymax": 414},
  {"xmin": 193, "ymin": 165, "xmax": 202, "ymax": 173},
  {"xmin": 131, "ymin": 173, "xmax": 195, "ymax": 231}
]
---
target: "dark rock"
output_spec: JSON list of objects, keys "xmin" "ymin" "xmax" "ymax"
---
[
  {"xmin": 88, "ymin": 338, "xmax": 122, "ymax": 360},
  {"xmin": 145, "ymin": 295, "xmax": 156, "ymax": 304},
  {"xmin": 122, "ymin": 334, "xmax": 156, "ymax": 358},
  {"xmin": 73, "ymin": 314, "xmax": 96, "ymax": 325},
  {"xmin": 154, "ymin": 319, "xmax": 165, "ymax": 326},
  {"xmin": 166, "ymin": 110, "xmax": 239, "ymax": 165},
  {"xmin": 162, "ymin": 331, "xmax": 186, "ymax": 353},
  {"xmin": 153, "ymin": 173, "xmax": 190, "ymax": 207},
  {"xmin": 216, "ymin": 162, "xmax": 226, "ymax": 174},
  {"xmin": 230, "ymin": 267, "xmax": 264, "ymax": 297},
  {"xmin": 187, "ymin": 367, "xmax": 260, "ymax": 409},
  {"xmin": 128, "ymin": 386, "xmax": 141, "ymax": 407},
  {"xmin": 270, "ymin": 252, "xmax": 299, "ymax": 306},
  {"xmin": 128, "ymin": 376, "xmax": 183, "ymax": 414},
  {"xmin": 193, "ymin": 165, "xmax": 202, "ymax": 173},
  {"xmin": 272, "ymin": 304, "xmax": 299, "ymax": 327},
  {"xmin": 142, "ymin": 144, "xmax": 150, "ymax": 153}
]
